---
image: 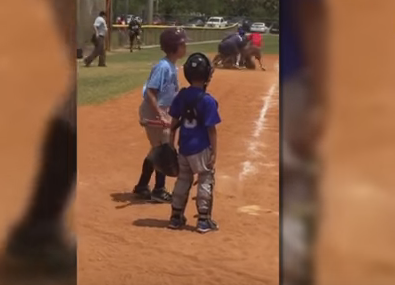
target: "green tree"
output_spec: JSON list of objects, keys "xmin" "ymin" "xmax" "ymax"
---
[
  {"xmin": 112, "ymin": 0, "xmax": 279, "ymax": 22},
  {"xmin": 261, "ymin": 0, "xmax": 279, "ymax": 18},
  {"xmin": 219, "ymin": 0, "xmax": 279, "ymax": 19},
  {"xmin": 195, "ymin": 0, "xmax": 221, "ymax": 16}
]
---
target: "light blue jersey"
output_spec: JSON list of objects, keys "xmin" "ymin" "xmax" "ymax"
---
[{"xmin": 143, "ymin": 58, "xmax": 179, "ymax": 107}]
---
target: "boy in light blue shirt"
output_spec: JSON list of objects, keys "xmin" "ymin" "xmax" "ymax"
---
[{"xmin": 133, "ymin": 28, "xmax": 187, "ymax": 203}]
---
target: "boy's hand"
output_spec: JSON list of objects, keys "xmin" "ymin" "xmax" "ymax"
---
[
  {"xmin": 159, "ymin": 116, "xmax": 171, "ymax": 127},
  {"xmin": 157, "ymin": 110, "xmax": 171, "ymax": 127},
  {"xmin": 208, "ymin": 152, "xmax": 217, "ymax": 169}
]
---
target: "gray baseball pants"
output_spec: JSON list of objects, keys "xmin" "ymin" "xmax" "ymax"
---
[{"xmin": 171, "ymin": 147, "xmax": 215, "ymax": 219}]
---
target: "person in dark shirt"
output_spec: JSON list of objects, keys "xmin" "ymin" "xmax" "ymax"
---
[
  {"xmin": 128, "ymin": 17, "xmax": 142, "ymax": 52},
  {"xmin": 213, "ymin": 33, "xmax": 248, "ymax": 69}
]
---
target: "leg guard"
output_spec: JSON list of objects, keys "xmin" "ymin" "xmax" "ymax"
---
[
  {"xmin": 171, "ymin": 154, "xmax": 193, "ymax": 213},
  {"xmin": 196, "ymin": 169, "xmax": 215, "ymax": 219}
]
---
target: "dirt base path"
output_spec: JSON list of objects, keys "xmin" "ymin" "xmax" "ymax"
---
[{"xmin": 77, "ymin": 55, "xmax": 279, "ymax": 285}]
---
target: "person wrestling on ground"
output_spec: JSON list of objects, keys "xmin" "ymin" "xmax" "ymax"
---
[
  {"xmin": 212, "ymin": 33, "xmax": 248, "ymax": 69},
  {"xmin": 241, "ymin": 45, "xmax": 266, "ymax": 71}
]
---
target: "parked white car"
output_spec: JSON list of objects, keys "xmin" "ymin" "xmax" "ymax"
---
[
  {"xmin": 250, "ymin": 22, "xmax": 267, "ymax": 33},
  {"xmin": 205, "ymin": 17, "xmax": 227, "ymax": 28}
]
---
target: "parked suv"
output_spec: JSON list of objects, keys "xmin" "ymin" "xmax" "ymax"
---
[{"xmin": 205, "ymin": 17, "xmax": 227, "ymax": 28}]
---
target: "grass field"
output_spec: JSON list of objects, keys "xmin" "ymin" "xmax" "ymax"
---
[{"xmin": 77, "ymin": 34, "xmax": 279, "ymax": 105}]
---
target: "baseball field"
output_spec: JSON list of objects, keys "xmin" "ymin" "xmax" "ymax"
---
[{"xmin": 77, "ymin": 34, "xmax": 279, "ymax": 285}]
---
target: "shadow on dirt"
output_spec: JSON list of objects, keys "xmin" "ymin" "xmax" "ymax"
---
[
  {"xmin": 132, "ymin": 218, "xmax": 196, "ymax": 232},
  {"xmin": 0, "ymin": 253, "xmax": 76, "ymax": 285},
  {"xmin": 110, "ymin": 192, "xmax": 160, "ymax": 209}
]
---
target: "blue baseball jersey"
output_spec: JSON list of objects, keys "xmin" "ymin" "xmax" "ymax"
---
[
  {"xmin": 169, "ymin": 86, "xmax": 221, "ymax": 156},
  {"xmin": 143, "ymin": 57, "xmax": 179, "ymax": 107},
  {"xmin": 238, "ymin": 27, "xmax": 245, "ymax": 36},
  {"xmin": 223, "ymin": 34, "xmax": 244, "ymax": 49}
]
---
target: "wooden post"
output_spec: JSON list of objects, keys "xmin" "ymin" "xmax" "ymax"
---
[
  {"xmin": 147, "ymin": 0, "xmax": 153, "ymax": 24},
  {"xmin": 106, "ymin": 0, "xmax": 112, "ymax": 51}
]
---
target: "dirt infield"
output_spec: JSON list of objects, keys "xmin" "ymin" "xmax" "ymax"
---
[{"xmin": 77, "ymin": 55, "xmax": 279, "ymax": 285}]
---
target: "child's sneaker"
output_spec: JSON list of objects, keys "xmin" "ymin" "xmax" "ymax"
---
[
  {"xmin": 168, "ymin": 215, "xmax": 187, "ymax": 230},
  {"xmin": 196, "ymin": 219, "xmax": 219, "ymax": 233},
  {"xmin": 132, "ymin": 185, "xmax": 151, "ymax": 200},
  {"xmin": 151, "ymin": 187, "xmax": 172, "ymax": 203}
]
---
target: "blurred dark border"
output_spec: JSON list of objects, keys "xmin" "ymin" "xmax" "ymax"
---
[{"xmin": 280, "ymin": 0, "xmax": 327, "ymax": 284}]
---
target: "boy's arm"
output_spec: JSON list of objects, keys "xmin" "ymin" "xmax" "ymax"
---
[
  {"xmin": 146, "ymin": 88, "xmax": 170, "ymax": 125},
  {"xmin": 146, "ymin": 88, "xmax": 162, "ymax": 117},
  {"xmin": 207, "ymin": 126, "xmax": 217, "ymax": 167},
  {"xmin": 145, "ymin": 65, "xmax": 169, "ymax": 120},
  {"xmin": 169, "ymin": 118, "xmax": 179, "ymax": 149},
  {"xmin": 202, "ymin": 97, "xmax": 221, "ymax": 167}
]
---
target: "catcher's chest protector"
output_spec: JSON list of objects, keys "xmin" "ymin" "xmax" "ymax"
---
[
  {"xmin": 184, "ymin": 95, "xmax": 205, "ymax": 124},
  {"xmin": 174, "ymin": 89, "xmax": 207, "ymax": 130}
]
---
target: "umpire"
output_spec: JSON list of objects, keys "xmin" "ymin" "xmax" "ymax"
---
[{"xmin": 84, "ymin": 11, "xmax": 108, "ymax": 67}]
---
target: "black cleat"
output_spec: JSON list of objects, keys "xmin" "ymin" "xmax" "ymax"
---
[
  {"xmin": 132, "ymin": 185, "xmax": 151, "ymax": 200},
  {"xmin": 151, "ymin": 188, "xmax": 172, "ymax": 203}
]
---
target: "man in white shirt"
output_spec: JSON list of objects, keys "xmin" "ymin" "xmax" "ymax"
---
[{"xmin": 84, "ymin": 11, "xmax": 108, "ymax": 67}]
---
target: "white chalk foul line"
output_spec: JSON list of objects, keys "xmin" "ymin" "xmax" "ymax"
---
[
  {"xmin": 239, "ymin": 62, "xmax": 279, "ymax": 181},
  {"xmin": 253, "ymin": 84, "xmax": 277, "ymax": 138},
  {"xmin": 239, "ymin": 161, "xmax": 256, "ymax": 179}
]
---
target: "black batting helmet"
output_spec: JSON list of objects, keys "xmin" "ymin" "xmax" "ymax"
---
[
  {"xmin": 160, "ymin": 28, "xmax": 187, "ymax": 54},
  {"xmin": 242, "ymin": 19, "xmax": 251, "ymax": 32},
  {"xmin": 183, "ymin": 53, "xmax": 213, "ymax": 88}
]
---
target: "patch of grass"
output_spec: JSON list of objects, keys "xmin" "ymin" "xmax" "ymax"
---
[{"xmin": 78, "ymin": 35, "xmax": 278, "ymax": 105}]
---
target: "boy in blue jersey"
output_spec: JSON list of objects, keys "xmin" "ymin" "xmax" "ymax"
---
[
  {"xmin": 238, "ymin": 26, "xmax": 245, "ymax": 37},
  {"xmin": 167, "ymin": 53, "xmax": 221, "ymax": 233},
  {"xmin": 133, "ymin": 28, "xmax": 187, "ymax": 203}
]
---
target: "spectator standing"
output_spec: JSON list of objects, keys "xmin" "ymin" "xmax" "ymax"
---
[{"xmin": 84, "ymin": 11, "xmax": 108, "ymax": 67}]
